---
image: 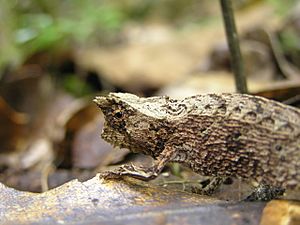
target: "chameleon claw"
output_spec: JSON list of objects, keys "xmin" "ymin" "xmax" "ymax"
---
[
  {"xmin": 99, "ymin": 171, "xmax": 123, "ymax": 180},
  {"xmin": 100, "ymin": 164, "xmax": 159, "ymax": 181}
]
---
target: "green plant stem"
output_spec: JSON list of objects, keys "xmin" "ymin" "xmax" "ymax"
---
[{"xmin": 220, "ymin": 0, "xmax": 248, "ymax": 94}]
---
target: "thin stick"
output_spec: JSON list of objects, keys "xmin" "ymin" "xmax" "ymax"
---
[{"xmin": 220, "ymin": 0, "xmax": 248, "ymax": 93}]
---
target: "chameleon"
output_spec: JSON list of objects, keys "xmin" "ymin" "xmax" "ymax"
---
[{"xmin": 94, "ymin": 92, "xmax": 300, "ymax": 198}]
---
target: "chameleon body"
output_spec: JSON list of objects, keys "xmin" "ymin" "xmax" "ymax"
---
[{"xmin": 94, "ymin": 93, "xmax": 300, "ymax": 192}]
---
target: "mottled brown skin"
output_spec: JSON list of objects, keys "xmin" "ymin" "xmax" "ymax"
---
[{"xmin": 94, "ymin": 93, "xmax": 300, "ymax": 191}]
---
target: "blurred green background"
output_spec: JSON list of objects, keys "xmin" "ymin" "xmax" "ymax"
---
[{"xmin": 0, "ymin": 0, "xmax": 297, "ymax": 78}]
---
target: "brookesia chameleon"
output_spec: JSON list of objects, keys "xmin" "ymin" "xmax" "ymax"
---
[{"xmin": 94, "ymin": 93, "xmax": 300, "ymax": 198}]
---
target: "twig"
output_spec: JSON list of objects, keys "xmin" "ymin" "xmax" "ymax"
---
[{"xmin": 220, "ymin": 0, "xmax": 248, "ymax": 93}]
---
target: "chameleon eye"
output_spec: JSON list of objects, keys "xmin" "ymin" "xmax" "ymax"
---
[{"xmin": 115, "ymin": 111, "xmax": 123, "ymax": 118}]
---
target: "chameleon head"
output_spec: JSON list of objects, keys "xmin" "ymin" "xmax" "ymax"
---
[
  {"xmin": 94, "ymin": 93, "xmax": 169, "ymax": 157},
  {"xmin": 94, "ymin": 93, "xmax": 136, "ymax": 150}
]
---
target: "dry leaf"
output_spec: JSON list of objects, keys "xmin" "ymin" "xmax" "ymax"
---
[{"xmin": 0, "ymin": 174, "xmax": 266, "ymax": 225}]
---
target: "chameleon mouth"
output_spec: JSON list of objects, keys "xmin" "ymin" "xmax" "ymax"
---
[
  {"xmin": 101, "ymin": 123, "xmax": 127, "ymax": 148},
  {"xmin": 101, "ymin": 126, "xmax": 113, "ymax": 143}
]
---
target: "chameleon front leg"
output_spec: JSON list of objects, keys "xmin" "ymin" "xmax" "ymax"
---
[{"xmin": 101, "ymin": 146, "xmax": 177, "ymax": 181}]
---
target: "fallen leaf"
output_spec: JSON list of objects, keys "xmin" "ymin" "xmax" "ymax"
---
[
  {"xmin": 0, "ymin": 97, "xmax": 28, "ymax": 153},
  {"xmin": 0, "ymin": 174, "xmax": 266, "ymax": 225}
]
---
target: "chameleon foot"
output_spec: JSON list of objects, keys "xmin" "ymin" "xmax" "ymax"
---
[
  {"xmin": 100, "ymin": 164, "xmax": 159, "ymax": 181},
  {"xmin": 245, "ymin": 183, "xmax": 285, "ymax": 201}
]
